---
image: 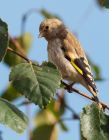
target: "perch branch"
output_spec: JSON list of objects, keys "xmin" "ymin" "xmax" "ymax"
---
[
  {"xmin": 7, "ymin": 47, "xmax": 109, "ymax": 110},
  {"xmin": 62, "ymin": 81, "xmax": 109, "ymax": 110}
]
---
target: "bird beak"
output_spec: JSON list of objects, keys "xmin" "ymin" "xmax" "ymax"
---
[{"xmin": 38, "ymin": 31, "xmax": 44, "ymax": 38}]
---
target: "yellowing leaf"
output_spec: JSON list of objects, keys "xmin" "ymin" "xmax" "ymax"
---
[{"xmin": 31, "ymin": 124, "xmax": 58, "ymax": 140}]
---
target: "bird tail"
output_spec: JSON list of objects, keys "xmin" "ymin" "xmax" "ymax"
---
[
  {"xmin": 88, "ymin": 85, "xmax": 99, "ymax": 102},
  {"xmin": 88, "ymin": 85, "xmax": 102, "ymax": 109}
]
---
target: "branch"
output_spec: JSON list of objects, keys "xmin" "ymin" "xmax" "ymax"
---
[
  {"xmin": 9, "ymin": 36, "xmax": 27, "ymax": 57},
  {"xmin": 62, "ymin": 81, "xmax": 109, "ymax": 110},
  {"xmin": 7, "ymin": 47, "xmax": 30, "ymax": 63},
  {"xmin": 64, "ymin": 103, "xmax": 80, "ymax": 119},
  {"xmin": 7, "ymin": 46, "xmax": 38, "ymax": 67},
  {"xmin": 21, "ymin": 8, "xmax": 39, "ymax": 34}
]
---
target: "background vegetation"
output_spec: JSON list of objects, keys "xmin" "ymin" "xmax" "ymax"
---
[{"xmin": 0, "ymin": 0, "xmax": 109, "ymax": 140}]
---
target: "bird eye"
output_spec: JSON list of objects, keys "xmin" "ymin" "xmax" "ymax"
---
[{"xmin": 45, "ymin": 26, "xmax": 49, "ymax": 30}]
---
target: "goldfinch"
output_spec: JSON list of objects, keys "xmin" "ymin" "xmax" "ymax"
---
[{"xmin": 39, "ymin": 18, "xmax": 99, "ymax": 103}]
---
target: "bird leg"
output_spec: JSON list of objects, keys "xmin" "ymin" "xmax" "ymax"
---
[{"xmin": 61, "ymin": 81, "xmax": 76, "ymax": 93}]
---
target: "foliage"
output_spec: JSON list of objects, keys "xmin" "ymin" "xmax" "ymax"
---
[
  {"xmin": 1, "ymin": 84, "xmax": 20, "ymax": 101},
  {"xmin": 0, "ymin": 97, "xmax": 28, "ymax": 133},
  {"xmin": 0, "ymin": 19, "xmax": 8, "ymax": 62},
  {"xmin": 0, "ymin": 3, "xmax": 109, "ymax": 140},
  {"xmin": 31, "ymin": 124, "xmax": 57, "ymax": 140},
  {"xmin": 9, "ymin": 62, "xmax": 61, "ymax": 108},
  {"xmin": 4, "ymin": 33, "xmax": 32, "ymax": 67},
  {"xmin": 97, "ymin": 0, "xmax": 109, "ymax": 8},
  {"xmin": 80, "ymin": 103, "xmax": 109, "ymax": 140}
]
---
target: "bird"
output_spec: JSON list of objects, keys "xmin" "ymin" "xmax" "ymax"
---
[{"xmin": 38, "ymin": 18, "xmax": 100, "ymax": 104}]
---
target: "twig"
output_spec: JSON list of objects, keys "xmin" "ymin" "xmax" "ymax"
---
[
  {"xmin": 62, "ymin": 81, "xmax": 109, "ymax": 110},
  {"xmin": 9, "ymin": 36, "xmax": 27, "ymax": 57},
  {"xmin": 7, "ymin": 47, "xmax": 38, "ymax": 67},
  {"xmin": 7, "ymin": 47, "xmax": 30, "ymax": 63},
  {"xmin": 65, "ymin": 104, "xmax": 80, "ymax": 119},
  {"xmin": 21, "ymin": 8, "xmax": 39, "ymax": 34}
]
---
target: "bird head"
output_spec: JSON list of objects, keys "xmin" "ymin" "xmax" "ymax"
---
[{"xmin": 39, "ymin": 18, "xmax": 65, "ymax": 40}]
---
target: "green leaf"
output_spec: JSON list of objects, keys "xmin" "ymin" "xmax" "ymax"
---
[
  {"xmin": 1, "ymin": 84, "xmax": 21, "ymax": 101},
  {"xmin": 0, "ymin": 19, "xmax": 8, "ymax": 62},
  {"xmin": 31, "ymin": 124, "xmax": 58, "ymax": 140},
  {"xmin": 39, "ymin": 9, "xmax": 61, "ymax": 19},
  {"xmin": 9, "ymin": 62, "xmax": 61, "ymax": 108},
  {"xmin": 80, "ymin": 103, "xmax": 109, "ymax": 140},
  {"xmin": 0, "ymin": 97, "xmax": 28, "ymax": 133},
  {"xmin": 4, "ymin": 33, "xmax": 32, "ymax": 67},
  {"xmin": 97, "ymin": 0, "xmax": 109, "ymax": 8}
]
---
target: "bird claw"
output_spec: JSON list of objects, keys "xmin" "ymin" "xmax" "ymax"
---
[{"xmin": 65, "ymin": 82, "xmax": 75, "ymax": 93}]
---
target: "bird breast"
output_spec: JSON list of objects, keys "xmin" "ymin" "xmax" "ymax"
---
[{"xmin": 47, "ymin": 38, "xmax": 79, "ymax": 81}]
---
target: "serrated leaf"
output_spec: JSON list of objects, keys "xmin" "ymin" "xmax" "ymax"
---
[
  {"xmin": 31, "ymin": 124, "xmax": 58, "ymax": 140},
  {"xmin": 4, "ymin": 33, "xmax": 32, "ymax": 67},
  {"xmin": 0, "ymin": 97, "xmax": 28, "ymax": 133},
  {"xmin": 1, "ymin": 84, "xmax": 20, "ymax": 101},
  {"xmin": 39, "ymin": 9, "xmax": 61, "ymax": 19},
  {"xmin": 80, "ymin": 103, "xmax": 109, "ymax": 140},
  {"xmin": 0, "ymin": 19, "xmax": 8, "ymax": 62},
  {"xmin": 9, "ymin": 62, "xmax": 61, "ymax": 108}
]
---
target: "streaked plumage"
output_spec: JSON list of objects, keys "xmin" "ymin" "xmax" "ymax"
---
[{"xmin": 39, "ymin": 18, "xmax": 99, "ymax": 102}]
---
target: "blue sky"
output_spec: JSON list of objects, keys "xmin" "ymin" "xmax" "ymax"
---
[{"xmin": 0, "ymin": 0, "xmax": 109, "ymax": 140}]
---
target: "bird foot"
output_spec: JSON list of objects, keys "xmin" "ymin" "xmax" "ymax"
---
[{"xmin": 65, "ymin": 82, "xmax": 75, "ymax": 93}]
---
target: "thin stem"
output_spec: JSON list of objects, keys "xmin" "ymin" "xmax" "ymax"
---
[
  {"xmin": 65, "ymin": 104, "xmax": 80, "ymax": 119},
  {"xmin": 9, "ymin": 36, "xmax": 27, "ymax": 56},
  {"xmin": 62, "ymin": 81, "xmax": 109, "ymax": 110},
  {"xmin": 21, "ymin": 8, "xmax": 39, "ymax": 46},
  {"xmin": 7, "ymin": 47, "xmax": 30, "ymax": 63},
  {"xmin": 7, "ymin": 47, "xmax": 38, "ymax": 67},
  {"xmin": 71, "ymin": 87, "xmax": 109, "ymax": 110}
]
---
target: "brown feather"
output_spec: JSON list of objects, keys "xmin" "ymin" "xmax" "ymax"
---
[{"xmin": 61, "ymin": 31, "xmax": 98, "ymax": 94}]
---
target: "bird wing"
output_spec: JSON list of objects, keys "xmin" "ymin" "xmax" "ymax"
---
[{"xmin": 61, "ymin": 32, "xmax": 97, "ymax": 93}]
